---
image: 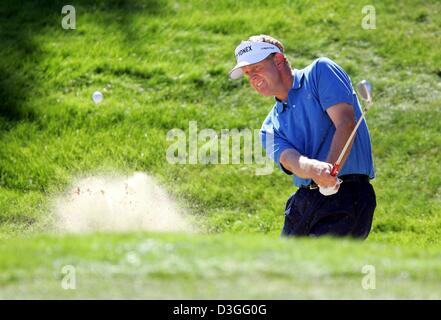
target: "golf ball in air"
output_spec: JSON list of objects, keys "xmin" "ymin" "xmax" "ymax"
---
[{"xmin": 92, "ymin": 91, "xmax": 103, "ymax": 104}]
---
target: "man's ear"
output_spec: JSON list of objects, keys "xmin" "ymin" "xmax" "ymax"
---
[{"xmin": 273, "ymin": 53, "xmax": 286, "ymax": 69}]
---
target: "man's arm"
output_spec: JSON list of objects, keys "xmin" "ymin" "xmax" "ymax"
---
[
  {"xmin": 279, "ymin": 102, "xmax": 355, "ymax": 187},
  {"xmin": 280, "ymin": 149, "xmax": 337, "ymax": 187},
  {"xmin": 325, "ymin": 102, "xmax": 356, "ymax": 168}
]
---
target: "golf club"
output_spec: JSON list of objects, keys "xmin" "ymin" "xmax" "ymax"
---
[
  {"xmin": 330, "ymin": 80, "xmax": 373, "ymax": 176},
  {"xmin": 319, "ymin": 80, "xmax": 373, "ymax": 196}
]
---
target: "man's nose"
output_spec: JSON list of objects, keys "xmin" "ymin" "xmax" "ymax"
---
[{"xmin": 250, "ymin": 74, "xmax": 259, "ymax": 83}]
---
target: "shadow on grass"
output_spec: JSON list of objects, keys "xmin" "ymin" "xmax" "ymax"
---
[{"xmin": 0, "ymin": 0, "xmax": 168, "ymax": 124}]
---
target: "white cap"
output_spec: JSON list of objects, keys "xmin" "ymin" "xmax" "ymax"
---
[{"xmin": 229, "ymin": 41, "xmax": 281, "ymax": 80}]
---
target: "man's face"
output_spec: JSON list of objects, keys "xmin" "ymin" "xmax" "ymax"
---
[{"xmin": 241, "ymin": 55, "xmax": 282, "ymax": 96}]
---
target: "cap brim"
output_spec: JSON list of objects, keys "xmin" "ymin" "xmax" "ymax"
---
[
  {"xmin": 229, "ymin": 61, "xmax": 252, "ymax": 80},
  {"xmin": 229, "ymin": 68, "xmax": 243, "ymax": 80},
  {"xmin": 229, "ymin": 51, "xmax": 276, "ymax": 80}
]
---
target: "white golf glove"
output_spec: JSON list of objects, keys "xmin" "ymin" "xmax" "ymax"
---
[{"xmin": 319, "ymin": 178, "xmax": 342, "ymax": 196}]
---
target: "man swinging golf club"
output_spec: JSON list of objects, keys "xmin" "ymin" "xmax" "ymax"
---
[{"xmin": 230, "ymin": 35, "xmax": 376, "ymax": 238}]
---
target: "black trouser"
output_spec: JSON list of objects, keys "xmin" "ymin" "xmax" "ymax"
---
[{"xmin": 281, "ymin": 175, "xmax": 376, "ymax": 238}]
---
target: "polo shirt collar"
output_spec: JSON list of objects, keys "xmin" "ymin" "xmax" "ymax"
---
[
  {"xmin": 275, "ymin": 69, "xmax": 305, "ymax": 113},
  {"xmin": 292, "ymin": 68, "xmax": 304, "ymax": 90}
]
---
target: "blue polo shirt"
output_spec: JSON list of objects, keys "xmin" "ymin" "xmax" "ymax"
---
[{"xmin": 260, "ymin": 57, "xmax": 375, "ymax": 187}]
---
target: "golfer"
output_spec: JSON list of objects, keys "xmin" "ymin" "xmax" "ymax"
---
[{"xmin": 229, "ymin": 35, "xmax": 376, "ymax": 238}]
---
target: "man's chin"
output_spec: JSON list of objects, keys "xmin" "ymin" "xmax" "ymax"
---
[{"xmin": 254, "ymin": 88, "xmax": 272, "ymax": 96}]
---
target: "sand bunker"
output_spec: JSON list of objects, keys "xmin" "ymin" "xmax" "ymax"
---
[{"xmin": 53, "ymin": 172, "xmax": 192, "ymax": 233}]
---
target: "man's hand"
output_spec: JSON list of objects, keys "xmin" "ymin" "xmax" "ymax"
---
[
  {"xmin": 301, "ymin": 159, "xmax": 339, "ymax": 188},
  {"xmin": 280, "ymin": 149, "xmax": 339, "ymax": 187}
]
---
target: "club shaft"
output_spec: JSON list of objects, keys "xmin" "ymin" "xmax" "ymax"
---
[
  {"xmin": 335, "ymin": 112, "xmax": 366, "ymax": 166},
  {"xmin": 331, "ymin": 80, "xmax": 372, "ymax": 177}
]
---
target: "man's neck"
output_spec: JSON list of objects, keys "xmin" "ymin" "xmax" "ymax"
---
[{"xmin": 275, "ymin": 70, "xmax": 294, "ymax": 102}]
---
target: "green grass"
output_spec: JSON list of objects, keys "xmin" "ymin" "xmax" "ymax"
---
[
  {"xmin": 0, "ymin": 0, "xmax": 440, "ymax": 298},
  {"xmin": 1, "ymin": 232, "xmax": 441, "ymax": 299}
]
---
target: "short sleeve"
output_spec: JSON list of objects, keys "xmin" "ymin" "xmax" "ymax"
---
[
  {"xmin": 260, "ymin": 122, "xmax": 294, "ymax": 175},
  {"xmin": 315, "ymin": 57, "xmax": 354, "ymax": 110}
]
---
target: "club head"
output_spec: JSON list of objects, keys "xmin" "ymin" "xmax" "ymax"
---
[{"xmin": 357, "ymin": 80, "xmax": 372, "ymax": 104}]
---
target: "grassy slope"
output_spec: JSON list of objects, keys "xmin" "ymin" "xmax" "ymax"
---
[{"xmin": 0, "ymin": 0, "xmax": 440, "ymax": 298}]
